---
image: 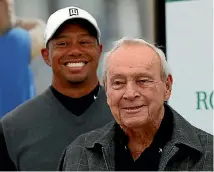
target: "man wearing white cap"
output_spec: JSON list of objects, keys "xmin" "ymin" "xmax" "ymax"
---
[{"xmin": 0, "ymin": 6, "xmax": 113, "ymax": 170}]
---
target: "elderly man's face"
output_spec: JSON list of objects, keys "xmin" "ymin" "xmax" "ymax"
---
[{"xmin": 105, "ymin": 44, "xmax": 172, "ymax": 129}]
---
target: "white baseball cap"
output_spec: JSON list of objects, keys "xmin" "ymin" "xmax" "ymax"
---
[{"xmin": 44, "ymin": 6, "xmax": 101, "ymax": 46}]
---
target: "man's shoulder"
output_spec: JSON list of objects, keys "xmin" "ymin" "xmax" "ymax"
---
[
  {"xmin": 58, "ymin": 123, "xmax": 115, "ymax": 171},
  {"xmin": 66, "ymin": 121, "xmax": 115, "ymax": 151},
  {"xmin": 6, "ymin": 28, "xmax": 30, "ymax": 42},
  {"xmin": 194, "ymin": 127, "xmax": 213, "ymax": 147},
  {"xmin": 166, "ymin": 104, "xmax": 213, "ymax": 152},
  {"xmin": 1, "ymin": 88, "xmax": 53, "ymax": 125},
  {"xmin": 193, "ymin": 127, "xmax": 213, "ymax": 170},
  {"xmin": 169, "ymin": 104, "xmax": 213, "ymax": 145}
]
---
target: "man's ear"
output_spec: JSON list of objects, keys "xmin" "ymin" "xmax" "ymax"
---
[
  {"xmin": 164, "ymin": 74, "xmax": 173, "ymax": 101},
  {"xmin": 102, "ymin": 75, "xmax": 108, "ymax": 91},
  {"xmin": 103, "ymin": 80, "xmax": 107, "ymax": 91},
  {"xmin": 98, "ymin": 44, "xmax": 103, "ymax": 57},
  {"xmin": 41, "ymin": 48, "xmax": 51, "ymax": 66}
]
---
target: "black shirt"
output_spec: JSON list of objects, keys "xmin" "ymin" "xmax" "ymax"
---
[
  {"xmin": 50, "ymin": 84, "xmax": 100, "ymax": 116},
  {"xmin": 114, "ymin": 105, "xmax": 173, "ymax": 171}
]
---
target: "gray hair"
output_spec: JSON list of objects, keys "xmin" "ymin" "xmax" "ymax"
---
[{"xmin": 101, "ymin": 37, "xmax": 172, "ymax": 85}]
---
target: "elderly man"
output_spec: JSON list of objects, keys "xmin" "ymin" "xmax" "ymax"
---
[{"xmin": 58, "ymin": 37, "xmax": 213, "ymax": 171}]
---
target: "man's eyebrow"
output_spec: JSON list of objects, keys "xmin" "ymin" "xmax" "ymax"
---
[
  {"xmin": 110, "ymin": 74, "xmax": 125, "ymax": 79},
  {"xmin": 78, "ymin": 33, "xmax": 94, "ymax": 37},
  {"xmin": 109, "ymin": 72, "xmax": 154, "ymax": 80},
  {"xmin": 54, "ymin": 34, "xmax": 95, "ymax": 40},
  {"xmin": 131, "ymin": 72, "xmax": 153, "ymax": 78},
  {"xmin": 54, "ymin": 35, "xmax": 69, "ymax": 39}
]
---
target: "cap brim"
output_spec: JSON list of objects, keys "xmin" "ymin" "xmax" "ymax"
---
[{"xmin": 46, "ymin": 17, "xmax": 100, "ymax": 46}]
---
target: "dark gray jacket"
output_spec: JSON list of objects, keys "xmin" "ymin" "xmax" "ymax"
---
[{"xmin": 59, "ymin": 105, "xmax": 213, "ymax": 171}]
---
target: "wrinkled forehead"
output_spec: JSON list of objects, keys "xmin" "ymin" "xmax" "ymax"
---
[{"xmin": 106, "ymin": 44, "xmax": 161, "ymax": 78}]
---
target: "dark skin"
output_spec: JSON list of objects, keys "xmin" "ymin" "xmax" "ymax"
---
[{"xmin": 41, "ymin": 23, "xmax": 102, "ymax": 98}]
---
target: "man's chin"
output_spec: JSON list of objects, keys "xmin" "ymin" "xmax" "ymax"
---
[
  {"xmin": 68, "ymin": 80, "xmax": 85, "ymax": 85},
  {"xmin": 121, "ymin": 119, "xmax": 146, "ymax": 129},
  {"xmin": 67, "ymin": 76, "xmax": 88, "ymax": 85}
]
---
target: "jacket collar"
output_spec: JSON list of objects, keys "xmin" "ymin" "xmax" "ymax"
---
[
  {"xmin": 167, "ymin": 105, "xmax": 203, "ymax": 152},
  {"xmin": 85, "ymin": 121, "xmax": 116, "ymax": 149}
]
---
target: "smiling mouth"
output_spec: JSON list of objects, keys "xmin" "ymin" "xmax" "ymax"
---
[
  {"xmin": 64, "ymin": 62, "xmax": 88, "ymax": 68},
  {"xmin": 123, "ymin": 105, "xmax": 143, "ymax": 110}
]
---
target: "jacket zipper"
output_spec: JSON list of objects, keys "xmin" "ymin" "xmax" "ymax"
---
[{"xmin": 102, "ymin": 146, "xmax": 110, "ymax": 171}]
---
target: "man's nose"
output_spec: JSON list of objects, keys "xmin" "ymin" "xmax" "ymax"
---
[
  {"xmin": 123, "ymin": 83, "xmax": 140, "ymax": 100},
  {"xmin": 67, "ymin": 44, "xmax": 82, "ymax": 57}
]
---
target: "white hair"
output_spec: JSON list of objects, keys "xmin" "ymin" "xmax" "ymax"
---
[{"xmin": 101, "ymin": 37, "xmax": 172, "ymax": 85}]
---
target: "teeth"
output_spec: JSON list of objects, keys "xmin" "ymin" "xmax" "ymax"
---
[
  {"xmin": 125, "ymin": 106, "xmax": 142, "ymax": 110},
  {"xmin": 66, "ymin": 62, "xmax": 85, "ymax": 67}
]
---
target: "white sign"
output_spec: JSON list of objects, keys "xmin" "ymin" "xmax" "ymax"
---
[{"xmin": 166, "ymin": 0, "xmax": 213, "ymax": 134}]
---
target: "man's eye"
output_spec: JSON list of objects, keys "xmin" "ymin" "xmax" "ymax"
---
[
  {"xmin": 80, "ymin": 40, "xmax": 92, "ymax": 45},
  {"xmin": 56, "ymin": 42, "xmax": 68, "ymax": 46},
  {"xmin": 113, "ymin": 81, "xmax": 124, "ymax": 85},
  {"xmin": 111, "ymin": 80, "xmax": 125, "ymax": 90},
  {"xmin": 138, "ymin": 79, "xmax": 154, "ymax": 87},
  {"xmin": 138, "ymin": 80, "xmax": 150, "ymax": 83}
]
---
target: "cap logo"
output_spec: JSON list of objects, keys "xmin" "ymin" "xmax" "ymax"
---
[{"xmin": 69, "ymin": 8, "xmax": 79, "ymax": 16}]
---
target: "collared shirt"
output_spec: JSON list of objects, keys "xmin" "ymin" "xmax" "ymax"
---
[
  {"xmin": 50, "ymin": 84, "xmax": 99, "ymax": 116},
  {"xmin": 114, "ymin": 106, "xmax": 173, "ymax": 171}
]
